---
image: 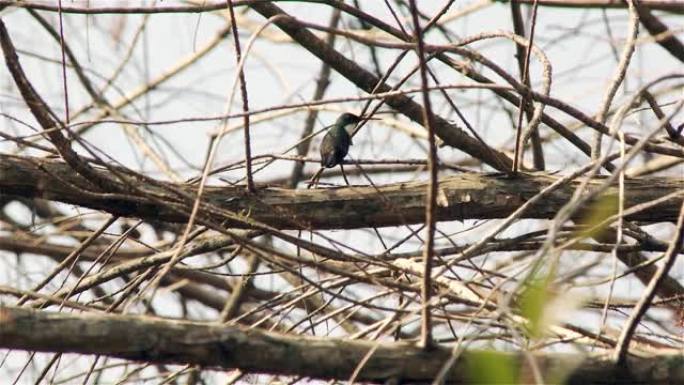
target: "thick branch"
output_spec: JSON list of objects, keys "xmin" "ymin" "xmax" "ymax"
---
[
  {"xmin": 0, "ymin": 306, "xmax": 682, "ymax": 384},
  {"xmin": 0, "ymin": 19, "xmax": 120, "ymax": 192},
  {"xmin": 1, "ymin": 155, "xmax": 682, "ymax": 229},
  {"xmin": 635, "ymin": 5, "xmax": 684, "ymax": 63}
]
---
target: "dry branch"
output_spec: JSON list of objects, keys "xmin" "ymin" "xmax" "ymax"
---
[
  {"xmin": 1, "ymin": 154, "xmax": 682, "ymax": 229},
  {"xmin": 1, "ymin": 306, "xmax": 683, "ymax": 384}
]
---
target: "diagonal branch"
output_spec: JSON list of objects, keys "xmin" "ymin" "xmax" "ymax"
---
[
  {"xmin": 636, "ymin": 4, "xmax": 684, "ymax": 63},
  {"xmin": 613, "ymin": 199, "xmax": 684, "ymax": 364},
  {"xmin": 248, "ymin": 1, "xmax": 513, "ymax": 171},
  {"xmin": 0, "ymin": 19, "xmax": 119, "ymax": 192}
]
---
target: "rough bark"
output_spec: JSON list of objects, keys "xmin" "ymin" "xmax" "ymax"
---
[
  {"xmin": 1, "ymin": 154, "xmax": 682, "ymax": 229},
  {"xmin": 0, "ymin": 306, "xmax": 682, "ymax": 384}
]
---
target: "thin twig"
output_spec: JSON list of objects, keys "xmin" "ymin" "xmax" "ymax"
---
[
  {"xmin": 16, "ymin": 216, "xmax": 118, "ymax": 305},
  {"xmin": 226, "ymin": 0, "xmax": 255, "ymax": 192},
  {"xmin": 0, "ymin": 20, "xmax": 119, "ymax": 191},
  {"xmin": 289, "ymin": 9, "xmax": 341, "ymax": 188},
  {"xmin": 57, "ymin": 0, "xmax": 70, "ymax": 124},
  {"xmin": 2, "ymin": 0, "xmax": 683, "ymax": 14},
  {"xmin": 592, "ymin": 0, "xmax": 639, "ymax": 160},
  {"xmin": 219, "ymin": 254, "xmax": 259, "ymax": 322},
  {"xmin": 642, "ymin": 90, "xmax": 684, "ymax": 144},
  {"xmin": 512, "ymin": 0, "xmax": 539, "ymax": 173},
  {"xmin": 511, "ymin": 0, "xmax": 545, "ymax": 171},
  {"xmin": 613, "ymin": 199, "xmax": 684, "ymax": 365},
  {"xmin": 139, "ymin": 15, "xmax": 289, "ymax": 305},
  {"xmin": 408, "ymin": 0, "xmax": 438, "ymax": 350}
]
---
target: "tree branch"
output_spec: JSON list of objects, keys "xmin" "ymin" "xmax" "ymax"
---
[
  {"xmin": 2, "ymin": 1, "xmax": 682, "ymax": 14},
  {"xmin": 1, "ymin": 154, "xmax": 682, "ymax": 229},
  {"xmin": 1, "ymin": 306, "xmax": 683, "ymax": 384}
]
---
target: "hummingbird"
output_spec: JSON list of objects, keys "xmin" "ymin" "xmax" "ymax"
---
[{"xmin": 319, "ymin": 113, "xmax": 363, "ymax": 168}]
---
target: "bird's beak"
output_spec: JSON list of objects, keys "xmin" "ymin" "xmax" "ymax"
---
[{"xmin": 360, "ymin": 116, "xmax": 380, "ymax": 121}]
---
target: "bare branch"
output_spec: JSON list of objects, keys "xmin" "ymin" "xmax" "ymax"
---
[
  {"xmin": 2, "ymin": 155, "xmax": 682, "ymax": 229},
  {"xmin": 1, "ymin": 306, "xmax": 684, "ymax": 384}
]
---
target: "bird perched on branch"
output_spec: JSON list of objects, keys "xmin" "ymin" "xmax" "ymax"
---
[{"xmin": 319, "ymin": 112, "xmax": 362, "ymax": 168}]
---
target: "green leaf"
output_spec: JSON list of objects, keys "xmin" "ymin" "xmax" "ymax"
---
[
  {"xmin": 465, "ymin": 350, "xmax": 519, "ymax": 384},
  {"xmin": 578, "ymin": 194, "xmax": 619, "ymax": 238},
  {"xmin": 518, "ymin": 275, "xmax": 552, "ymax": 339}
]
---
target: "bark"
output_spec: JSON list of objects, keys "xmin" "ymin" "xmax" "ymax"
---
[
  {"xmin": 0, "ymin": 306, "xmax": 682, "ymax": 384},
  {"xmin": 1, "ymin": 154, "xmax": 682, "ymax": 229}
]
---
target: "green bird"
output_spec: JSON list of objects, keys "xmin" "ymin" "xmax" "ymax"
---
[{"xmin": 319, "ymin": 113, "xmax": 362, "ymax": 168}]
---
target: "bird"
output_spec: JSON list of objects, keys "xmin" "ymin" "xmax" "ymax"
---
[{"xmin": 319, "ymin": 113, "xmax": 363, "ymax": 168}]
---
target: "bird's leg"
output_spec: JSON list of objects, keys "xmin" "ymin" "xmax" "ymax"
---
[
  {"xmin": 340, "ymin": 163, "xmax": 350, "ymax": 186},
  {"xmin": 307, "ymin": 167, "xmax": 325, "ymax": 188}
]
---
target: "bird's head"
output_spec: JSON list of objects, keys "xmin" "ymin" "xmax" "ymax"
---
[
  {"xmin": 335, "ymin": 113, "xmax": 363, "ymax": 132},
  {"xmin": 335, "ymin": 113, "xmax": 379, "ymax": 135}
]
